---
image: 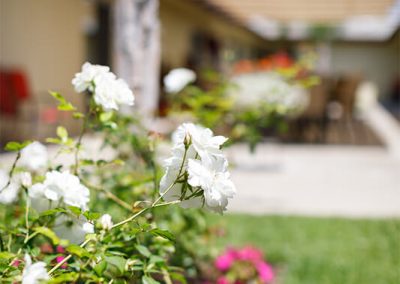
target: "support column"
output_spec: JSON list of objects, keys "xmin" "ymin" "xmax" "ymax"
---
[{"xmin": 113, "ymin": 0, "xmax": 160, "ymax": 117}]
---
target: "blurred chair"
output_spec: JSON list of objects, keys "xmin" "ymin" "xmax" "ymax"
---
[
  {"xmin": 292, "ymin": 76, "xmax": 331, "ymax": 143},
  {"xmin": 326, "ymin": 74, "xmax": 362, "ymax": 144}
]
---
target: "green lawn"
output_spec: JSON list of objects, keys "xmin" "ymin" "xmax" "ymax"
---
[{"xmin": 208, "ymin": 214, "xmax": 400, "ymax": 284}]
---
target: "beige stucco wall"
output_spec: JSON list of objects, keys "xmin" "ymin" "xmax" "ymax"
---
[
  {"xmin": 160, "ymin": 0, "xmax": 268, "ymax": 69},
  {"xmin": 330, "ymin": 37, "xmax": 399, "ymax": 98},
  {"xmin": 0, "ymin": 0, "xmax": 94, "ymax": 101}
]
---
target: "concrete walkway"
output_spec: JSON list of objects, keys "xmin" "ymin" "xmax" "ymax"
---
[{"xmin": 227, "ymin": 143, "xmax": 400, "ymax": 218}]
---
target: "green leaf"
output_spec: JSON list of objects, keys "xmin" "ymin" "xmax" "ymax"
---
[
  {"xmin": 105, "ymin": 256, "xmax": 126, "ymax": 273},
  {"xmin": 56, "ymin": 126, "xmax": 68, "ymax": 141},
  {"xmin": 100, "ymin": 112, "xmax": 113, "ymax": 122},
  {"xmin": 83, "ymin": 211, "xmax": 100, "ymax": 221},
  {"xmin": 0, "ymin": 252, "xmax": 15, "ymax": 260},
  {"xmin": 67, "ymin": 206, "xmax": 82, "ymax": 216},
  {"xmin": 48, "ymin": 272, "xmax": 78, "ymax": 283},
  {"xmin": 4, "ymin": 140, "xmax": 31, "ymax": 152},
  {"xmin": 45, "ymin": 138, "xmax": 61, "ymax": 144},
  {"xmin": 149, "ymin": 255, "xmax": 164, "ymax": 265},
  {"xmin": 39, "ymin": 208, "xmax": 68, "ymax": 217},
  {"xmin": 66, "ymin": 244, "xmax": 89, "ymax": 258},
  {"xmin": 150, "ymin": 229, "xmax": 175, "ymax": 242},
  {"xmin": 170, "ymin": 272, "xmax": 187, "ymax": 284},
  {"xmin": 58, "ymin": 102, "xmax": 76, "ymax": 111},
  {"xmin": 80, "ymin": 159, "xmax": 95, "ymax": 166},
  {"xmin": 93, "ymin": 259, "xmax": 107, "ymax": 276},
  {"xmin": 135, "ymin": 244, "xmax": 151, "ymax": 258},
  {"xmin": 34, "ymin": 227, "xmax": 60, "ymax": 245},
  {"xmin": 142, "ymin": 275, "xmax": 160, "ymax": 284},
  {"xmin": 49, "ymin": 91, "xmax": 64, "ymax": 102},
  {"xmin": 72, "ymin": 112, "xmax": 84, "ymax": 119},
  {"xmin": 49, "ymin": 91, "xmax": 75, "ymax": 111}
]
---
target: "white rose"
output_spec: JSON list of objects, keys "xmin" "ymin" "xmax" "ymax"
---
[
  {"xmin": 53, "ymin": 215, "xmax": 94, "ymax": 244},
  {"xmin": 0, "ymin": 170, "xmax": 20, "ymax": 204},
  {"xmin": 22, "ymin": 254, "xmax": 49, "ymax": 284},
  {"xmin": 188, "ymin": 157, "xmax": 235, "ymax": 214},
  {"xmin": 173, "ymin": 123, "xmax": 227, "ymax": 161},
  {"xmin": 94, "ymin": 76, "xmax": 134, "ymax": 111},
  {"xmin": 99, "ymin": 214, "xmax": 113, "ymax": 230},
  {"xmin": 72, "ymin": 62, "xmax": 111, "ymax": 93},
  {"xmin": 19, "ymin": 142, "xmax": 48, "ymax": 172},
  {"xmin": 159, "ymin": 123, "xmax": 234, "ymax": 212},
  {"xmin": 72, "ymin": 62, "xmax": 135, "ymax": 111},
  {"xmin": 28, "ymin": 171, "xmax": 90, "ymax": 211},
  {"xmin": 164, "ymin": 68, "xmax": 196, "ymax": 93}
]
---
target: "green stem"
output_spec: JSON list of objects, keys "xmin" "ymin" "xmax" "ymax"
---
[
  {"xmin": 24, "ymin": 188, "xmax": 30, "ymax": 243},
  {"xmin": 152, "ymin": 146, "xmax": 189, "ymax": 206},
  {"xmin": 48, "ymin": 238, "xmax": 91, "ymax": 275},
  {"xmin": 0, "ymin": 151, "xmax": 21, "ymax": 193},
  {"xmin": 83, "ymin": 180, "xmax": 133, "ymax": 212},
  {"xmin": 74, "ymin": 115, "xmax": 88, "ymax": 175},
  {"xmin": 48, "ymin": 199, "xmax": 180, "ymax": 276}
]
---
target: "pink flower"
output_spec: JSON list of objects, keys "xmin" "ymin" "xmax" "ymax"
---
[
  {"xmin": 215, "ymin": 249, "xmax": 236, "ymax": 271},
  {"xmin": 237, "ymin": 246, "xmax": 263, "ymax": 262},
  {"xmin": 56, "ymin": 245, "xmax": 65, "ymax": 254},
  {"xmin": 55, "ymin": 256, "xmax": 68, "ymax": 269},
  {"xmin": 217, "ymin": 277, "xmax": 230, "ymax": 284},
  {"xmin": 256, "ymin": 261, "xmax": 274, "ymax": 283},
  {"xmin": 11, "ymin": 259, "xmax": 21, "ymax": 267}
]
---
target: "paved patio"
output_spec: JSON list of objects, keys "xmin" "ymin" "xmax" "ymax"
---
[
  {"xmin": 227, "ymin": 143, "xmax": 400, "ymax": 218},
  {"xmin": 1, "ymin": 138, "xmax": 399, "ymax": 218}
]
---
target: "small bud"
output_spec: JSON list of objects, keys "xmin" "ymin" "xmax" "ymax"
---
[
  {"xmin": 183, "ymin": 132, "xmax": 192, "ymax": 148},
  {"xmin": 20, "ymin": 172, "xmax": 32, "ymax": 188},
  {"xmin": 82, "ymin": 222, "xmax": 94, "ymax": 233},
  {"xmin": 99, "ymin": 214, "xmax": 113, "ymax": 230}
]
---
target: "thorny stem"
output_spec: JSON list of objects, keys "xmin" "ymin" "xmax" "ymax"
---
[{"xmin": 0, "ymin": 151, "xmax": 21, "ymax": 193}]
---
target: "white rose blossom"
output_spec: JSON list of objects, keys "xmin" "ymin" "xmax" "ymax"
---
[
  {"xmin": 188, "ymin": 158, "xmax": 236, "ymax": 214},
  {"xmin": 19, "ymin": 141, "xmax": 48, "ymax": 172},
  {"xmin": 0, "ymin": 169, "xmax": 20, "ymax": 204},
  {"xmin": 164, "ymin": 68, "xmax": 196, "ymax": 93},
  {"xmin": 72, "ymin": 62, "xmax": 134, "ymax": 111},
  {"xmin": 71, "ymin": 62, "xmax": 111, "ymax": 93},
  {"xmin": 53, "ymin": 214, "xmax": 94, "ymax": 244},
  {"xmin": 22, "ymin": 254, "xmax": 49, "ymax": 284},
  {"xmin": 159, "ymin": 123, "xmax": 235, "ymax": 213},
  {"xmin": 20, "ymin": 172, "xmax": 32, "ymax": 188},
  {"xmin": 28, "ymin": 171, "xmax": 90, "ymax": 211},
  {"xmin": 99, "ymin": 213, "xmax": 113, "ymax": 230}
]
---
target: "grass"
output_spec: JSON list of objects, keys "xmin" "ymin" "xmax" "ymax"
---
[{"xmin": 208, "ymin": 214, "xmax": 400, "ymax": 284}]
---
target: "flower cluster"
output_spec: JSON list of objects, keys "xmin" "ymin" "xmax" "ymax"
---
[
  {"xmin": 231, "ymin": 72, "xmax": 309, "ymax": 114},
  {"xmin": 29, "ymin": 171, "xmax": 90, "ymax": 211},
  {"xmin": 164, "ymin": 68, "xmax": 196, "ymax": 93},
  {"xmin": 72, "ymin": 62, "xmax": 134, "ymax": 111},
  {"xmin": 159, "ymin": 123, "xmax": 236, "ymax": 214},
  {"xmin": 214, "ymin": 246, "xmax": 275, "ymax": 284}
]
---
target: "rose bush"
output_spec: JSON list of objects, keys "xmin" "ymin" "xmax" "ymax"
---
[
  {"xmin": 164, "ymin": 52, "xmax": 320, "ymax": 152},
  {"xmin": 0, "ymin": 63, "xmax": 235, "ymax": 283}
]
